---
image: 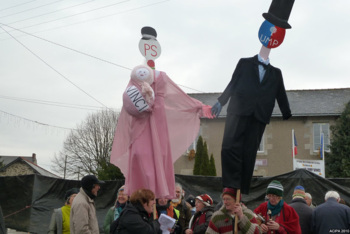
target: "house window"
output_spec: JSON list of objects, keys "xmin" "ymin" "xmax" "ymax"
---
[
  {"xmin": 313, "ymin": 123, "xmax": 330, "ymax": 152},
  {"xmin": 257, "ymin": 134, "xmax": 264, "ymax": 153}
]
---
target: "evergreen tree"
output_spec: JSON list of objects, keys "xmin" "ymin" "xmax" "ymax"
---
[
  {"xmin": 326, "ymin": 101, "xmax": 350, "ymax": 177},
  {"xmin": 96, "ymin": 158, "xmax": 124, "ymax": 180},
  {"xmin": 208, "ymin": 153, "xmax": 217, "ymax": 176},
  {"xmin": 193, "ymin": 136, "xmax": 215, "ymax": 176},
  {"xmin": 200, "ymin": 142, "xmax": 210, "ymax": 175},
  {"xmin": 193, "ymin": 136, "xmax": 204, "ymax": 175}
]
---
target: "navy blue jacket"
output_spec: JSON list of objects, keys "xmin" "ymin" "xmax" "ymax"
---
[{"xmin": 311, "ymin": 197, "xmax": 350, "ymax": 234}]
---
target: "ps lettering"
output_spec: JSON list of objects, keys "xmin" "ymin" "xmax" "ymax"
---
[{"xmin": 143, "ymin": 44, "xmax": 158, "ymax": 57}]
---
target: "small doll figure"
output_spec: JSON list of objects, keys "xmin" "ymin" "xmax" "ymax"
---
[{"xmin": 123, "ymin": 65, "xmax": 155, "ymax": 117}]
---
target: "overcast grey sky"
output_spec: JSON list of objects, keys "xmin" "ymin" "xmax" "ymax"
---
[{"xmin": 1, "ymin": 0, "xmax": 349, "ymax": 175}]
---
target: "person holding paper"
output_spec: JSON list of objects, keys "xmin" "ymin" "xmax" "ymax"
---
[{"xmin": 154, "ymin": 198, "xmax": 181, "ymax": 234}]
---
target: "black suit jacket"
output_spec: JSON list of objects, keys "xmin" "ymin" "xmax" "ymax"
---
[{"xmin": 218, "ymin": 55, "xmax": 292, "ymax": 124}]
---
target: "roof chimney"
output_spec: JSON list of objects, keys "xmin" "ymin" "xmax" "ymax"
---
[{"xmin": 32, "ymin": 153, "xmax": 37, "ymax": 164}]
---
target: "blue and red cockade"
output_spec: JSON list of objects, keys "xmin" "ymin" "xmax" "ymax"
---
[{"xmin": 258, "ymin": 20, "xmax": 286, "ymax": 49}]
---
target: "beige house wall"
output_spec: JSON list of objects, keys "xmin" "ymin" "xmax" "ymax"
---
[{"xmin": 174, "ymin": 116, "xmax": 337, "ymax": 177}]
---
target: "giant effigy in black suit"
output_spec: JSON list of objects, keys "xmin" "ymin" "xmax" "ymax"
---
[
  {"xmin": 211, "ymin": 0, "xmax": 296, "ymax": 195},
  {"xmin": 215, "ymin": 55, "xmax": 292, "ymax": 194}
]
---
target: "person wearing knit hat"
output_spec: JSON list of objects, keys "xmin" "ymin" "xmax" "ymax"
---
[
  {"xmin": 185, "ymin": 194, "xmax": 214, "ymax": 234},
  {"xmin": 266, "ymin": 180, "xmax": 284, "ymax": 197},
  {"xmin": 48, "ymin": 187, "xmax": 79, "ymax": 234},
  {"xmin": 206, "ymin": 188, "xmax": 263, "ymax": 234},
  {"xmin": 195, "ymin": 194, "xmax": 213, "ymax": 207},
  {"xmin": 70, "ymin": 175, "xmax": 104, "ymax": 233},
  {"xmin": 64, "ymin": 188, "xmax": 80, "ymax": 203},
  {"xmin": 254, "ymin": 180, "xmax": 301, "ymax": 234},
  {"xmin": 292, "ymin": 185, "xmax": 306, "ymax": 199},
  {"xmin": 289, "ymin": 185, "xmax": 313, "ymax": 234}
]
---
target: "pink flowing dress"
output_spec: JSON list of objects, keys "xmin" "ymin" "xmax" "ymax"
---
[{"xmin": 110, "ymin": 71, "xmax": 212, "ymax": 199}]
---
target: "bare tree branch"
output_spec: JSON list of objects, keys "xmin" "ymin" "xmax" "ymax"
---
[{"xmin": 51, "ymin": 109, "xmax": 119, "ymax": 179}]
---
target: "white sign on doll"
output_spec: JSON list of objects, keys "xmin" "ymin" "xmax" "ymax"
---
[
  {"xmin": 138, "ymin": 39, "xmax": 161, "ymax": 60},
  {"xmin": 125, "ymin": 85, "xmax": 149, "ymax": 112}
]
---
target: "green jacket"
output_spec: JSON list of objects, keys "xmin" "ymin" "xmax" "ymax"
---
[{"xmin": 103, "ymin": 207, "xmax": 117, "ymax": 234}]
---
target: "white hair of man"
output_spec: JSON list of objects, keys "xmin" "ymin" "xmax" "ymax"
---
[
  {"xmin": 325, "ymin": 191, "xmax": 340, "ymax": 201},
  {"xmin": 172, "ymin": 182, "xmax": 184, "ymax": 203},
  {"xmin": 175, "ymin": 182, "xmax": 183, "ymax": 191},
  {"xmin": 305, "ymin": 193, "xmax": 312, "ymax": 200}
]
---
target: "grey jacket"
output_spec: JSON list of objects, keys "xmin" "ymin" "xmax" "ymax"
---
[
  {"xmin": 70, "ymin": 188, "xmax": 99, "ymax": 234},
  {"xmin": 48, "ymin": 208, "xmax": 63, "ymax": 234}
]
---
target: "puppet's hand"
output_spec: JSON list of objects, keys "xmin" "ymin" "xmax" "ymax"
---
[
  {"xmin": 141, "ymin": 82, "xmax": 155, "ymax": 106},
  {"xmin": 201, "ymin": 105, "xmax": 214, "ymax": 119},
  {"xmin": 211, "ymin": 102, "xmax": 222, "ymax": 118}
]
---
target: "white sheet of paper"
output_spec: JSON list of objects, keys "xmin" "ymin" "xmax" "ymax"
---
[{"xmin": 158, "ymin": 213, "xmax": 176, "ymax": 234}]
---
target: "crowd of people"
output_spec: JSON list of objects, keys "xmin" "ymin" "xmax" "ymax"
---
[{"xmin": 46, "ymin": 175, "xmax": 350, "ymax": 234}]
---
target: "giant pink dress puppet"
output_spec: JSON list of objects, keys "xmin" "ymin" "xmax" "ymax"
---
[
  {"xmin": 211, "ymin": 0, "xmax": 295, "ymax": 196},
  {"xmin": 111, "ymin": 26, "xmax": 213, "ymax": 199}
]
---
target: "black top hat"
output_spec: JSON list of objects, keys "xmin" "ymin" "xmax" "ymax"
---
[
  {"xmin": 262, "ymin": 0, "xmax": 295, "ymax": 29},
  {"xmin": 141, "ymin": 26, "xmax": 157, "ymax": 40}
]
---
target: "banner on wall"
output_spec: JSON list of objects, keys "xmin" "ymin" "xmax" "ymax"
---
[{"xmin": 295, "ymin": 159, "xmax": 325, "ymax": 178}]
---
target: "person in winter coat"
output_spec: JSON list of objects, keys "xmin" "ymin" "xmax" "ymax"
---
[
  {"xmin": 171, "ymin": 183, "xmax": 192, "ymax": 232},
  {"xmin": 70, "ymin": 175, "xmax": 105, "ymax": 234},
  {"xmin": 254, "ymin": 180, "xmax": 301, "ymax": 234},
  {"xmin": 311, "ymin": 191, "xmax": 350, "ymax": 234},
  {"xmin": 185, "ymin": 194, "xmax": 214, "ymax": 234},
  {"xmin": 305, "ymin": 193, "xmax": 316, "ymax": 209},
  {"xmin": 206, "ymin": 188, "xmax": 263, "ymax": 234},
  {"xmin": 48, "ymin": 188, "xmax": 79, "ymax": 234},
  {"xmin": 103, "ymin": 185, "xmax": 128, "ymax": 234},
  {"xmin": 288, "ymin": 186, "xmax": 313, "ymax": 234},
  {"xmin": 110, "ymin": 189, "xmax": 161, "ymax": 234}
]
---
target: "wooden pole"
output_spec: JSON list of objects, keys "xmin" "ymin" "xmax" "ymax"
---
[
  {"xmin": 234, "ymin": 189, "xmax": 241, "ymax": 234},
  {"xmin": 153, "ymin": 203, "xmax": 157, "ymax": 220}
]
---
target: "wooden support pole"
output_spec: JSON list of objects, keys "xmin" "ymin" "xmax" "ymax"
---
[
  {"xmin": 234, "ymin": 189, "xmax": 241, "ymax": 234},
  {"xmin": 153, "ymin": 203, "xmax": 157, "ymax": 220}
]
